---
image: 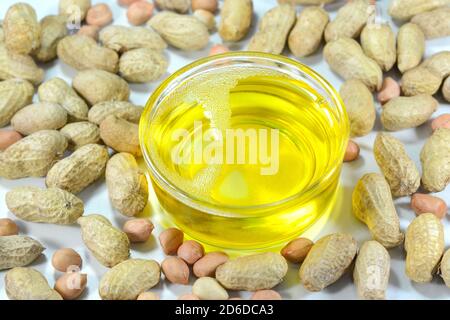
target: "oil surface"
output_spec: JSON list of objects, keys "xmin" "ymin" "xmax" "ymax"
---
[{"xmin": 141, "ymin": 66, "xmax": 345, "ymax": 249}]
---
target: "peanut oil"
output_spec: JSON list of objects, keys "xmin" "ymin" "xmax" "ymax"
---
[{"xmin": 140, "ymin": 54, "xmax": 348, "ymax": 250}]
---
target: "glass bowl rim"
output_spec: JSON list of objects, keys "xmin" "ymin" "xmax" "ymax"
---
[{"xmin": 139, "ymin": 51, "xmax": 349, "ymax": 216}]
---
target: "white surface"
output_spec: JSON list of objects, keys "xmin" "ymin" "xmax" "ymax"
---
[{"xmin": 0, "ymin": 0, "xmax": 450, "ymax": 300}]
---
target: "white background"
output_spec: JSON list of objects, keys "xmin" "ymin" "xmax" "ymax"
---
[{"xmin": 0, "ymin": 0, "xmax": 449, "ymax": 300}]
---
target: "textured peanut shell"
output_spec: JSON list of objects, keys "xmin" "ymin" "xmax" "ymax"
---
[
  {"xmin": 278, "ymin": 0, "xmax": 335, "ymax": 4},
  {"xmin": 411, "ymin": 8, "xmax": 450, "ymax": 39},
  {"xmin": 388, "ymin": 0, "xmax": 450, "ymax": 21},
  {"xmin": 148, "ymin": 11, "xmax": 209, "ymax": 51},
  {"xmin": 99, "ymin": 25, "xmax": 167, "ymax": 53},
  {"xmin": 72, "ymin": 69, "xmax": 130, "ymax": 106},
  {"xmin": 324, "ymin": 37, "xmax": 382, "ymax": 91},
  {"xmin": 381, "ymin": 95, "xmax": 438, "ymax": 131},
  {"xmin": 57, "ymin": 35, "xmax": 119, "ymax": 73},
  {"xmin": 38, "ymin": 78, "xmax": 89, "ymax": 121},
  {"xmin": 420, "ymin": 128, "xmax": 450, "ymax": 192},
  {"xmin": 0, "ymin": 130, "xmax": 68, "ymax": 179},
  {"xmin": 374, "ymin": 133, "xmax": 420, "ymax": 197},
  {"xmin": 0, "ymin": 236, "xmax": 45, "ymax": 270},
  {"xmin": 405, "ymin": 213, "xmax": 444, "ymax": 283},
  {"xmin": 59, "ymin": 0, "xmax": 91, "ymax": 22},
  {"xmin": 155, "ymin": 0, "xmax": 190, "ymax": 13},
  {"xmin": 88, "ymin": 101, "xmax": 143, "ymax": 125},
  {"xmin": 6, "ymin": 186, "xmax": 84, "ymax": 225},
  {"xmin": 3, "ymin": 3, "xmax": 41, "ymax": 55},
  {"xmin": 401, "ymin": 66, "xmax": 442, "ymax": 96},
  {"xmin": 352, "ymin": 173, "xmax": 404, "ymax": 248},
  {"xmin": 0, "ymin": 79, "xmax": 34, "ymax": 127},
  {"xmin": 0, "ymin": 25, "xmax": 4, "ymax": 43},
  {"xmin": 360, "ymin": 23, "xmax": 396, "ymax": 72},
  {"xmin": 339, "ymin": 79, "xmax": 375, "ymax": 137},
  {"xmin": 78, "ymin": 214, "xmax": 130, "ymax": 267},
  {"xmin": 100, "ymin": 115, "xmax": 141, "ymax": 156},
  {"xmin": 34, "ymin": 15, "xmax": 68, "ymax": 62},
  {"xmin": 353, "ymin": 241, "xmax": 390, "ymax": 300},
  {"xmin": 99, "ymin": 259, "xmax": 160, "ymax": 300},
  {"xmin": 5, "ymin": 267, "xmax": 62, "ymax": 300},
  {"xmin": 443, "ymin": 77, "xmax": 450, "ymax": 102},
  {"xmin": 193, "ymin": 277, "xmax": 229, "ymax": 300},
  {"xmin": 440, "ymin": 249, "xmax": 450, "ymax": 287},
  {"xmin": 106, "ymin": 153, "xmax": 148, "ymax": 217},
  {"xmin": 248, "ymin": 4, "xmax": 296, "ymax": 55},
  {"xmin": 219, "ymin": 0, "xmax": 253, "ymax": 42},
  {"xmin": 119, "ymin": 48, "xmax": 168, "ymax": 83},
  {"xmin": 421, "ymin": 51, "xmax": 450, "ymax": 79},
  {"xmin": 288, "ymin": 6, "xmax": 329, "ymax": 58},
  {"xmin": 299, "ymin": 233, "xmax": 357, "ymax": 292},
  {"xmin": 11, "ymin": 102, "xmax": 68, "ymax": 136},
  {"xmin": 324, "ymin": 0, "xmax": 371, "ymax": 42},
  {"xmin": 60, "ymin": 121, "xmax": 100, "ymax": 149},
  {"xmin": 46, "ymin": 143, "xmax": 109, "ymax": 194},
  {"xmin": 0, "ymin": 44, "xmax": 44, "ymax": 85},
  {"xmin": 397, "ymin": 23, "xmax": 425, "ymax": 73},
  {"xmin": 216, "ymin": 253, "xmax": 288, "ymax": 291}
]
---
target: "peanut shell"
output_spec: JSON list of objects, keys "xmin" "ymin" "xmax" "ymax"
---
[
  {"xmin": 99, "ymin": 25, "xmax": 167, "ymax": 53},
  {"xmin": 420, "ymin": 128, "xmax": 450, "ymax": 192},
  {"xmin": 405, "ymin": 213, "xmax": 444, "ymax": 283},
  {"xmin": 324, "ymin": 37, "xmax": 382, "ymax": 91},
  {"xmin": 148, "ymin": 11, "xmax": 209, "ymax": 51},
  {"xmin": 88, "ymin": 101, "xmax": 143, "ymax": 125},
  {"xmin": 3, "ymin": 3, "xmax": 41, "ymax": 55},
  {"xmin": 105, "ymin": 153, "xmax": 148, "ymax": 217},
  {"xmin": 5, "ymin": 267, "xmax": 62, "ymax": 300},
  {"xmin": 360, "ymin": 23, "xmax": 396, "ymax": 72},
  {"xmin": 99, "ymin": 259, "xmax": 160, "ymax": 300},
  {"xmin": 299, "ymin": 233, "xmax": 357, "ymax": 292},
  {"xmin": 46, "ymin": 143, "xmax": 109, "ymax": 194},
  {"xmin": 100, "ymin": 115, "xmax": 140, "ymax": 156},
  {"xmin": 353, "ymin": 241, "xmax": 390, "ymax": 300},
  {"xmin": 324, "ymin": 0, "xmax": 371, "ymax": 42},
  {"xmin": 0, "ymin": 79, "xmax": 34, "ymax": 127},
  {"xmin": 60, "ymin": 121, "xmax": 100, "ymax": 150},
  {"xmin": 374, "ymin": 133, "xmax": 420, "ymax": 197},
  {"xmin": 381, "ymin": 95, "xmax": 438, "ymax": 131},
  {"xmin": 119, "ymin": 48, "xmax": 168, "ymax": 83},
  {"xmin": 248, "ymin": 4, "xmax": 296, "ymax": 55},
  {"xmin": 0, "ymin": 236, "xmax": 45, "ymax": 270},
  {"xmin": 11, "ymin": 102, "xmax": 68, "ymax": 136},
  {"xmin": 6, "ymin": 186, "xmax": 84, "ymax": 225},
  {"xmin": 339, "ymin": 79, "xmax": 375, "ymax": 137},
  {"xmin": 288, "ymin": 6, "xmax": 329, "ymax": 58},
  {"xmin": 388, "ymin": 0, "xmax": 450, "ymax": 21},
  {"xmin": 216, "ymin": 252, "xmax": 288, "ymax": 291},
  {"xmin": 57, "ymin": 35, "xmax": 119, "ymax": 73},
  {"xmin": 0, "ymin": 44, "xmax": 44, "ymax": 85},
  {"xmin": 397, "ymin": 23, "xmax": 425, "ymax": 73},
  {"xmin": 38, "ymin": 78, "xmax": 89, "ymax": 122},
  {"xmin": 352, "ymin": 173, "xmax": 404, "ymax": 248},
  {"xmin": 0, "ymin": 130, "xmax": 68, "ymax": 179},
  {"xmin": 219, "ymin": 0, "xmax": 253, "ymax": 42},
  {"xmin": 34, "ymin": 15, "xmax": 68, "ymax": 62},
  {"xmin": 72, "ymin": 69, "xmax": 130, "ymax": 106}
]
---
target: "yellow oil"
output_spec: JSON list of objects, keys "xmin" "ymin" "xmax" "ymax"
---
[{"xmin": 141, "ymin": 65, "xmax": 347, "ymax": 250}]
